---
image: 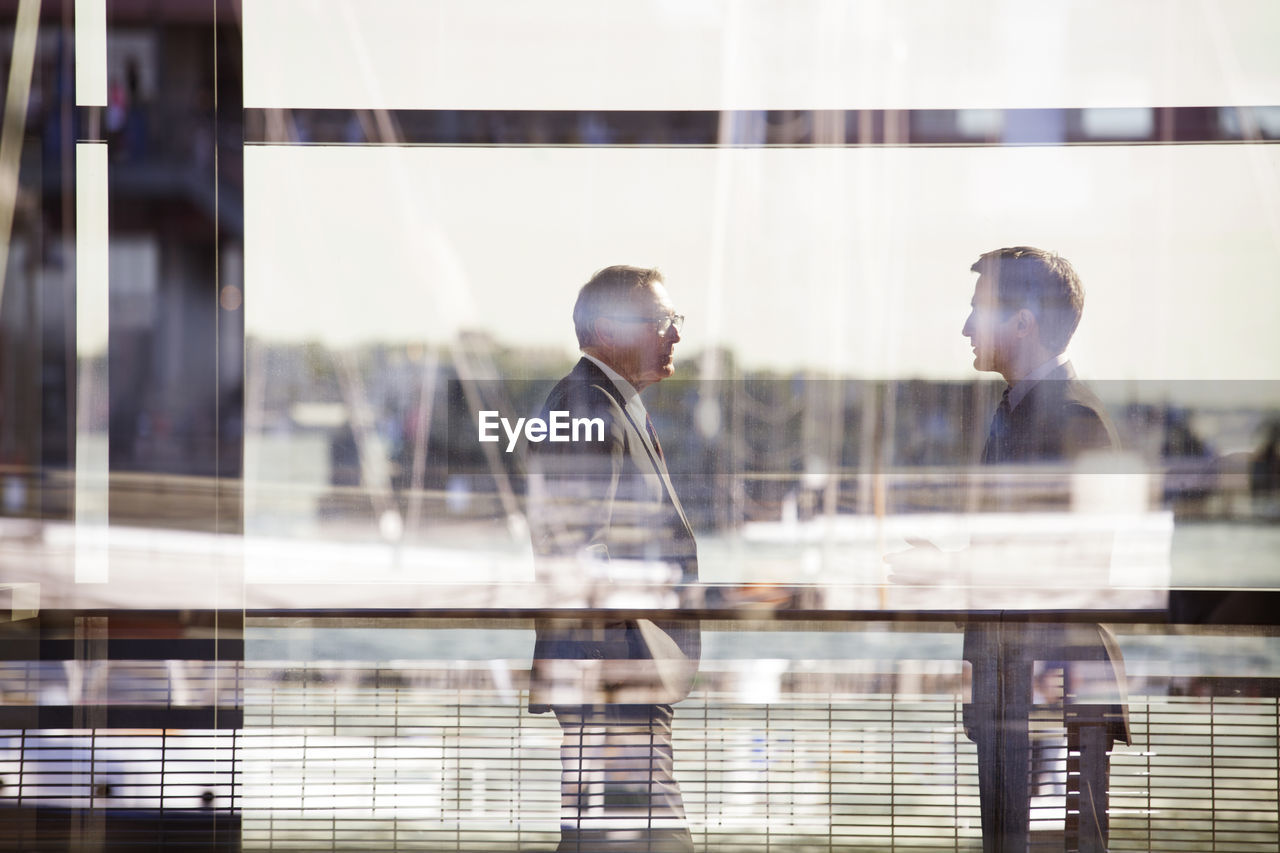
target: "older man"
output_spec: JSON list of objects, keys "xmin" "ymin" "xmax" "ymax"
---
[{"xmin": 527, "ymin": 265, "xmax": 699, "ymax": 853}]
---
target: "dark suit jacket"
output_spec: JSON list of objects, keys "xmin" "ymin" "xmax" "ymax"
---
[
  {"xmin": 967, "ymin": 361, "xmax": 1131, "ymax": 745},
  {"xmin": 526, "ymin": 358, "xmax": 700, "ymax": 711},
  {"xmin": 980, "ymin": 362, "xmax": 1119, "ymax": 465}
]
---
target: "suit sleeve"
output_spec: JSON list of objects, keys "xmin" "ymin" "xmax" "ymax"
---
[
  {"xmin": 1062, "ymin": 403, "xmax": 1119, "ymax": 458},
  {"xmin": 527, "ymin": 389, "xmax": 628, "ymax": 562}
]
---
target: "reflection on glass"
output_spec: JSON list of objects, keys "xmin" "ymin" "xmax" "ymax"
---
[{"xmin": 2, "ymin": 1, "xmax": 1278, "ymax": 850}]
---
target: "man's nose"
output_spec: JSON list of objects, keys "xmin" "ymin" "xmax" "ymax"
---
[
  {"xmin": 667, "ymin": 324, "xmax": 681, "ymax": 344},
  {"xmin": 961, "ymin": 312, "xmax": 974, "ymax": 338}
]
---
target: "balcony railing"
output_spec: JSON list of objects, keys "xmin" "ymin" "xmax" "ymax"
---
[{"xmin": 2, "ymin": 606, "xmax": 1277, "ymax": 851}]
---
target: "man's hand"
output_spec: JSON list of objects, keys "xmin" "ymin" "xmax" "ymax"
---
[{"xmin": 884, "ymin": 538, "xmax": 953, "ymax": 586}]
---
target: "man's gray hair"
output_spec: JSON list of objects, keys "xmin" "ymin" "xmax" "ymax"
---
[{"xmin": 573, "ymin": 265, "xmax": 665, "ymax": 348}]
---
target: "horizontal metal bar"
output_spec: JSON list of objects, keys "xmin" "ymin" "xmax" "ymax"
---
[
  {"xmin": 241, "ymin": 607, "xmax": 1173, "ymax": 624},
  {"xmin": 0, "ymin": 638, "xmax": 244, "ymax": 661},
  {"xmin": 242, "ymin": 106, "xmax": 1280, "ymax": 147},
  {"xmin": 0, "ymin": 706, "xmax": 242, "ymax": 729},
  {"xmin": 18, "ymin": 602, "xmax": 1279, "ymax": 628}
]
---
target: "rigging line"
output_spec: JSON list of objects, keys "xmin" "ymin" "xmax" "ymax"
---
[{"xmin": 0, "ymin": 0, "xmax": 43, "ymax": 309}]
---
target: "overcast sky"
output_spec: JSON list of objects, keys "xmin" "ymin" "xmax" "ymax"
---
[
  {"xmin": 244, "ymin": 0, "xmax": 1280, "ymax": 111},
  {"xmin": 246, "ymin": 143, "xmax": 1280, "ymax": 384},
  {"xmin": 241, "ymin": 0, "xmax": 1280, "ymax": 385}
]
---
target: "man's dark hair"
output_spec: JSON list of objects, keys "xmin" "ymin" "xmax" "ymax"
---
[
  {"xmin": 573, "ymin": 265, "xmax": 664, "ymax": 348},
  {"xmin": 971, "ymin": 246, "xmax": 1084, "ymax": 354}
]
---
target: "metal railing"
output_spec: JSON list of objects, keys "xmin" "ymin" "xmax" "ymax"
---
[{"xmin": 2, "ymin": 609, "xmax": 1277, "ymax": 852}]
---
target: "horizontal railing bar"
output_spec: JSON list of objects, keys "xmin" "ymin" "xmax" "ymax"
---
[
  {"xmin": 1, "ymin": 605, "xmax": 1207, "ymax": 623},
  {"xmin": 11, "ymin": 603, "xmax": 1278, "ymax": 632},
  {"xmin": 0, "ymin": 706, "xmax": 243, "ymax": 729},
  {"xmin": 0, "ymin": 639, "xmax": 244, "ymax": 661}
]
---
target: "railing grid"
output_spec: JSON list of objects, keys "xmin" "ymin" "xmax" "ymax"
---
[{"xmin": 2, "ymin": 647, "xmax": 1278, "ymax": 851}]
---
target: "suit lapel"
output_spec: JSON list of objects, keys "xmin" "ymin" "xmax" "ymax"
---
[
  {"xmin": 574, "ymin": 359, "xmax": 693, "ymax": 535},
  {"xmin": 982, "ymin": 362, "xmax": 1078, "ymax": 464},
  {"xmin": 616, "ymin": 394, "xmax": 693, "ymax": 535}
]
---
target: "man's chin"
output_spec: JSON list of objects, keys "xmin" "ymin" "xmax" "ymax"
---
[{"xmin": 638, "ymin": 364, "xmax": 675, "ymax": 388}]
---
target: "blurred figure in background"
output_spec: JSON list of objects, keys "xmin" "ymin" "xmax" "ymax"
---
[{"xmin": 1251, "ymin": 419, "xmax": 1280, "ymax": 504}]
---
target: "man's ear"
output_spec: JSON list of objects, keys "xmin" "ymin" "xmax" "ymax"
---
[
  {"xmin": 592, "ymin": 316, "xmax": 616, "ymax": 347},
  {"xmin": 1013, "ymin": 308, "xmax": 1038, "ymax": 340}
]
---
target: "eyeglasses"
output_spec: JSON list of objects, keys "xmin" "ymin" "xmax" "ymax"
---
[{"xmin": 606, "ymin": 313, "xmax": 685, "ymax": 336}]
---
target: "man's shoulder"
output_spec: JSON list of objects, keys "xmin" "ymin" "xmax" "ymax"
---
[
  {"xmin": 1021, "ymin": 367, "xmax": 1105, "ymax": 415},
  {"xmin": 542, "ymin": 360, "xmax": 625, "ymax": 418},
  {"xmin": 1020, "ymin": 373, "xmax": 1118, "ymax": 452},
  {"xmin": 532, "ymin": 362, "xmax": 631, "ymax": 459},
  {"xmin": 1056, "ymin": 376, "xmax": 1114, "ymax": 427}
]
